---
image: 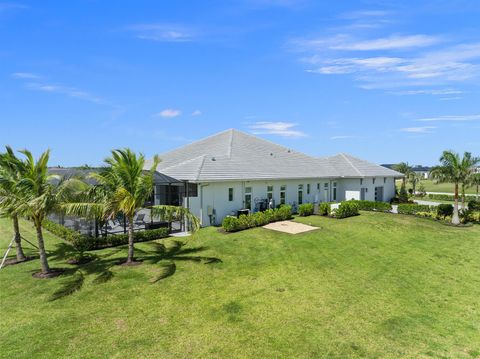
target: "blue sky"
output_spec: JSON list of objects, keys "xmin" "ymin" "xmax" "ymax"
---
[{"xmin": 1, "ymin": 0, "xmax": 480, "ymax": 166}]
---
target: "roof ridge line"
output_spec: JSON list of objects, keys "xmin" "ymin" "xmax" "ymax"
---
[
  {"xmin": 340, "ymin": 153, "xmax": 363, "ymax": 176},
  {"xmin": 227, "ymin": 128, "xmax": 234, "ymax": 158},
  {"xmin": 160, "ymin": 155, "xmax": 206, "ymax": 171},
  {"xmin": 196, "ymin": 155, "xmax": 207, "ymax": 181}
]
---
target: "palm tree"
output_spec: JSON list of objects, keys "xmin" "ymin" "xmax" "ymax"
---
[
  {"xmin": 0, "ymin": 146, "xmax": 26, "ymax": 262},
  {"xmin": 8, "ymin": 149, "xmax": 84, "ymax": 276},
  {"xmin": 430, "ymin": 151, "xmax": 480, "ymax": 225},
  {"xmin": 393, "ymin": 162, "xmax": 413, "ymax": 188},
  {"xmin": 64, "ymin": 149, "xmax": 200, "ymax": 264},
  {"xmin": 65, "ymin": 149, "xmax": 159, "ymax": 264},
  {"xmin": 471, "ymin": 173, "xmax": 480, "ymax": 200},
  {"xmin": 408, "ymin": 172, "xmax": 421, "ymax": 195}
]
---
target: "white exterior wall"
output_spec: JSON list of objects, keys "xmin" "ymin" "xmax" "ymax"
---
[
  {"xmin": 337, "ymin": 177, "xmax": 396, "ymax": 202},
  {"xmin": 185, "ymin": 176, "xmax": 397, "ymax": 226}
]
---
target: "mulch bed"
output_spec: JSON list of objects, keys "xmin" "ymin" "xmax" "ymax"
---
[{"xmin": 32, "ymin": 268, "xmax": 65, "ymax": 279}]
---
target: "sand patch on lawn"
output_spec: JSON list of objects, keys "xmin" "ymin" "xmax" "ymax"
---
[{"xmin": 263, "ymin": 220, "xmax": 318, "ymax": 234}]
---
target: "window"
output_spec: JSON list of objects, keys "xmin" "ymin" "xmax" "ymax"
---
[
  {"xmin": 333, "ymin": 182, "xmax": 337, "ymax": 201},
  {"xmin": 307, "ymin": 184, "xmax": 310, "ymax": 194},
  {"xmin": 186, "ymin": 183, "xmax": 198, "ymax": 197},
  {"xmin": 360, "ymin": 179, "xmax": 363, "ymax": 185},
  {"xmin": 228, "ymin": 188, "xmax": 234, "ymax": 201},
  {"xmin": 298, "ymin": 184, "xmax": 303, "ymax": 205},
  {"xmin": 373, "ymin": 178, "xmax": 376, "ymax": 184},
  {"xmin": 267, "ymin": 185, "xmax": 273, "ymax": 200},
  {"xmin": 384, "ymin": 177, "xmax": 387, "ymax": 184},
  {"xmin": 280, "ymin": 185, "xmax": 286, "ymax": 205},
  {"xmin": 324, "ymin": 183, "xmax": 329, "ymax": 189},
  {"xmin": 244, "ymin": 187, "xmax": 252, "ymax": 210},
  {"xmin": 317, "ymin": 183, "xmax": 320, "ymax": 190}
]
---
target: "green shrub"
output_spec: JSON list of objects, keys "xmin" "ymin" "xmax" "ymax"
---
[
  {"xmin": 332, "ymin": 201, "xmax": 359, "ymax": 219},
  {"xmin": 350, "ymin": 200, "xmax": 392, "ymax": 212},
  {"xmin": 398, "ymin": 184, "xmax": 409, "ymax": 203},
  {"xmin": 468, "ymin": 199, "xmax": 480, "ymax": 211},
  {"xmin": 222, "ymin": 216, "xmax": 240, "ymax": 232},
  {"xmin": 43, "ymin": 219, "xmax": 169, "ymax": 250},
  {"xmin": 416, "ymin": 211, "xmax": 435, "ymax": 219},
  {"xmin": 298, "ymin": 203, "xmax": 314, "ymax": 217},
  {"xmin": 221, "ymin": 206, "xmax": 293, "ymax": 232},
  {"xmin": 436, "ymin": 204, "xmax": 453, "ymax": 219},
  {"xmin": 397, "ymin": 204, "xmax": 434, "ymax": 215},
  {"xmin": 318, "ymin": 202, "xmax": 332, "ymax": 216},
  {"xmin": 277, "ymin": 205, "xmax": 293, "ymax": 220}
]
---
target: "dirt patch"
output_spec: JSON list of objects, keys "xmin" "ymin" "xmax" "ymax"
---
[
  {"xmin": 263, "ymin": 220, "xmax": 319, "ymax": 234},
  {"xmin": 2, "ymin": 256, "xmax": 36, "ymax": 267},
  {"xmin": 32, "ymin": 268, "xmax": 65, "ymax": 279},
  {"xmin": 119, "ymin": 260, "xmax": 143, "ymax": 267},
  {"xmin": 66, "ymin": 256, "xmax": 95, "ymax": 265}
]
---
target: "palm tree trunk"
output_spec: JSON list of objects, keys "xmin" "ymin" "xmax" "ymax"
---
[
  {"xmin": 35, "ymin": 219, "xmax": 50, "ymax": 274},
  {"xmin": 12, "ymin": 214, "xmax": 26, "ymax": 261},
  {"xmin": 127, "ymin": 214, "xmax": 135, "ymax": 263},
  {"xmin": 452, "ymin": 183, "xmax": 460, "ymax": 225}
]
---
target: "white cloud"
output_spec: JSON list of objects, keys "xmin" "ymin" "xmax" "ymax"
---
[
  {"xmin": 416, "ymin": 114, "xmax": 480, "ymax": 122},
  {"xmin": 390, "ymin": 88, "xmax": 463, "ymax": 95},
  {"xmin": 340, "ymin": 10, "xmax": 391, "ymax": 19},
  {"xmin": 330, "ymin": 135, "xmax": 358, "ymax": 140},
  {"xmin": 248, "ymin": 122, "xmax": 306, "ymax": 137},
  {"xmin": 298, "ymin": 41, "xmax": 480, "ymax": 90},
  {"xmin": 294, "ymin": 34, "xmax": 440, "ymax": 52},
  {"xmin": 128, "ymin": 24, "xmax": 195, "ymax": 42},
  {"xmin": 191, "ymin": 110, "xmax": 202, "ymax": 116},
  {"xmin": 156, "ymin": 109, "xmax": 181, "ymax": 118},
  {"xmin": 332, "ymin": 35, "xmax": 441, "ymax": 51},
  {"xmin": 23, "ymin": 82, "xmax": 104, "ymax": 104},
  {"xmin": 400, "ymin": 126, "xmax": 436, "ymax": 133},
  {"xmin": 12, "ymin": 72, "xmax": 106, "ymax": 104},
  {"xmin": 11, "ymin": 72, "xmax": 40, "ymax": 79}
]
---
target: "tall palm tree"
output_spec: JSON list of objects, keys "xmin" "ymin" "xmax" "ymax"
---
[
  {"xmin": 64, "ymin": 149, "xmax": 200, "ymax": 264},
  {"xmin": 0, "ymin": 146, "xmax": 26, "ymax": 262},
  {"xmin": 471, "ymin": 173, "xmax": 480, "ymax": 200},
  {"xmin": 430, "ymin": 151, "xmax": 480, "ymax": 225},
  {"xmin": 9, "ymin": 149, "xmax": 84, "ymax": 275},
  {"xmin": 408, "ymin": 172, "xmax": 421, "ymax": 195},
  {"xmin": 65, "ymin": 149, "xmax": 160, "ymax": 264},
  {"xmin": 393, "ymin": 162, "xmax": 413, "ymax": 188}
]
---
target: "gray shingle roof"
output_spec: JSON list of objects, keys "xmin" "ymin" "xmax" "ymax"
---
[{"xmin": 146, "ymin": 129, "xmax": 402, "ymax": 181}]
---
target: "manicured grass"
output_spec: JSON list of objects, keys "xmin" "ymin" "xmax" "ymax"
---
[
  {"xmin": 1, "ymin": 214, "xmax": 480, "ymax": 358},
  {"xmin": 397, "ymin": 179, "xmax": 477, "ymax": 194}
]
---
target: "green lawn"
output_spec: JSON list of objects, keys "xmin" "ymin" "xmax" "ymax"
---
[
  {"xmin": 1, "ymin": 214, "xmax": 480, "ymax": 358},
  {"xmin": 397, "ymin": 179, "xmax": 477, "ymax": 195}
]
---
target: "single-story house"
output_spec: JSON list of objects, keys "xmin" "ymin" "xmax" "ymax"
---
[
  {"xmin": 381, "ymin": 164, "xmax": 432, "ymax": 179},
  {"xmin": 146, "ymin": 129, "xmax": 402, "ymax": 226}
]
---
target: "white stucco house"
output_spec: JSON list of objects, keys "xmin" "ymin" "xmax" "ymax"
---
[{"xmin": 146, "ymin": 129, "xmax": 402, "ymax": 226}]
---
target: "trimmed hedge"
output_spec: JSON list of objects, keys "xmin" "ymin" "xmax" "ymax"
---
[
  {"xmin": 318, "ymin": 202, "xmax": 333, "ymax": 216},
  {"xmin": 298, "ymin": 203, "xmax": 314, "ymax": 217},
  {"xmin": 468, "ymin": 199, "xmax": 480, "ymax": 211},
  {"xmin": 42, "ymin": 219, "xmax": 169, "ymax": 251},
  {"xmin": 397, "ymin": 204, "xmax": 435, "ymax": 215},
  {"xmin": 350, "ymin": 200, "xmax": 392, "ymax": 212},
  {"xmin": 331, "ymin": 201, "xmax": 359, "ymax": 219},
  {"xmin": 436, "ymin": 204, "xmax": 453, "ymax": 219},
  {"xmin": 222, "ymin": 205, "xmax": 292, "ymax": 232}
]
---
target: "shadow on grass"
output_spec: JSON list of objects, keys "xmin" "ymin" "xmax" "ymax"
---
[{"xmin": 47, "ymin": 239, "xmax": 222, "ymax": 300}]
